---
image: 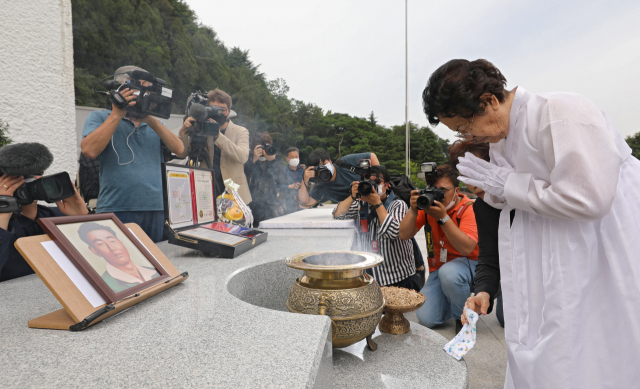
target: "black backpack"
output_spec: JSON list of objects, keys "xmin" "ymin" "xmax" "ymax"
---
[{"xmin": 388, "ymin": 174, "xmax": 417, "ymax": 207}]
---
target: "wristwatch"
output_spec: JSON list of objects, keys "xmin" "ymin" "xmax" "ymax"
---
[
  {"xmin": 371, "ymin": 203, "xmax": 384, "ymax": 211},
  {"xmin": 437, "ymin": 215, "xmax": 450, "ymax": 225}
]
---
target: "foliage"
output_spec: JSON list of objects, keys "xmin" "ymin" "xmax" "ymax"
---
[
  {"xmin": 626, "ymin": 131, "xmax": 640, "ymax": 160},
  {"xmin": 0, "ymin": 118, "xmax": 12, "ymax": 148},
  {"xmin": 71, "ymin": 0, "xmax": 450, "ymax": 173}
]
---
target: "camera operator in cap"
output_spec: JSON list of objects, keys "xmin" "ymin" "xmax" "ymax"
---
[
  {"xmin": 333, "ymin": 166, "xmax": 421, "ymax": 292},
  {"xmin": 174, "ymin": 88, "xmax": 251, "ymax": 204},
  {"xmin": 398, "ymin": 164, "xmax": 479, "ymax": 333},
  {"xmin": 0, "ymin": 143, "xmax": 89, "ymax": 282},
  {"xmin": 298, "ymin": 149, "xmax": 380, "ymax": 206},
  {"xmin": 81, "ymin": 65, "xmax": 184, "ymax": 243}
]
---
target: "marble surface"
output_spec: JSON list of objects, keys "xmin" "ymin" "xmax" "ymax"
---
[
  {"xmin": 0, "ymin": 215, "xmax": 468, "ymax": 388},
  {"xmin": 258, "ymin": 206, "xmax": 356, "ymax": 229},
  {"xmin": 334, "ymin": 323, "xmax": 468, "ymax": 389}
]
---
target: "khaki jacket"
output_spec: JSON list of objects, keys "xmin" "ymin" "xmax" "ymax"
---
[{"xmin": 176, "ymin": 120, "xmax": 252, "ymax": 203}]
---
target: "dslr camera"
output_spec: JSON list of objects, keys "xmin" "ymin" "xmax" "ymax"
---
[
  {"xmin": 98, "ymin": 70, "xmax": 174, "ymax": 119},
  {"xmin": 356, "ymin": 159, "xmax": 376, "ymax": 197},
  {"xmin": 258, "ymin": 143, "xmax": 276, "ymax": 156},
  {"xmin": 0, "ymin": 172, "xmax": 76, "ymax": 214},
  {"xmin": 415, "ymin": 162, "xmax": 445, "ymax": 210},
  {"xmin": 309, "ymin": 165, "xmax": 333, "ymax": 183}
]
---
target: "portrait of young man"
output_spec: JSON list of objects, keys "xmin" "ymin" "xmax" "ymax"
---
[{"xmin": 75, "ymin": 222, "xmax": 160, "ymax": 293}]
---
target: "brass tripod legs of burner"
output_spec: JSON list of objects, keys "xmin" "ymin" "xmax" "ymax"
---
[
  {"xmin": 379, "ymin": 312, "xmax": 410, "ymax": 335},
  {"xmin": 365, "ymin": 334, "xmax": 378, "ymax": 351}
]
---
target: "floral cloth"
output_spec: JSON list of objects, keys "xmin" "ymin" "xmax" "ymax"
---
[{"xmin": 443, "ymin": 307, "xmax": 478, "ymax": 360}]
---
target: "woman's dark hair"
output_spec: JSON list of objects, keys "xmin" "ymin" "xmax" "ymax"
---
[
  {"xmin": 448, "ymin": 140, "xmax": 490, "ymax": 168},
  {"xmin": 422, "ymin": 59, "xmax": 507, "ymax": 125},
  {"xmin": 436, "ymin": 164, "xmax": 459, "ymax": 188},
  {"xmin": 249, "ymin": 132, "xmax": 273, "ymax": 153},
  {"xmin": 307, "ymin": 149, "xmax": 331, "ymax": 167}
]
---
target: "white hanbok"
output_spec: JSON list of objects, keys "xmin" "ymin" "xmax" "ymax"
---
[{"xmin": 485, "ymin": 87, "xmax": 640, "ymax": 388}]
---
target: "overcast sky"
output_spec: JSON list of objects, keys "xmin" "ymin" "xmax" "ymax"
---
[{"xmin": 185, "ymin": 0, "xmax": 640, "ymax": 143}]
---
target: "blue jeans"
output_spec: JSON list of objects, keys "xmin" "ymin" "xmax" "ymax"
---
[
  {"xmin": 416, "ymin": 257, "xmax": 477, "ymax": 327},
  {"xmin": 113, "ymin": 210, "xmax": 165, "ymax": 243}
]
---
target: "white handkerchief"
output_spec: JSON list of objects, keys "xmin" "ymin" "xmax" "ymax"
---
[{"xmin": 443, "ymin": 307, "xmax": 479, "ymax": 360}]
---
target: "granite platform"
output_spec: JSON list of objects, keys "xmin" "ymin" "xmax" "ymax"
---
[{"xmin": 0, "ymin": 222, "xmax": 467, "ymax": 388}]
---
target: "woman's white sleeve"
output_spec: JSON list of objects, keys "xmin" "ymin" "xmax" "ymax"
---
[{"xmin": 503, "ymin": 96, "xmax": 622, "ymax": 221}]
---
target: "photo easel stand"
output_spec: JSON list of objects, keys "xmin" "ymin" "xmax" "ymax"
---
[{"xmin": 15, "ymin": 223, "xmax": 188, "ymax": 330}]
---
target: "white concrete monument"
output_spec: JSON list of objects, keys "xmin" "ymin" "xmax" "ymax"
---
[{"xmin": 0, "ymin": 0, "xmax": 76, "ymax": 177}]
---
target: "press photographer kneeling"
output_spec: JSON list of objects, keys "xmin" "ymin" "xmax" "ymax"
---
[
  {"xmin": 0, "ymin": 143, "xmax": 88, "ymax": 282},
  {"xmin": 333, "ymin": 164, "xmax": 420, "ymax": 292},
  {"xmin": 398, "ymin": 163, "xmax": 478, "ymax": 332}
]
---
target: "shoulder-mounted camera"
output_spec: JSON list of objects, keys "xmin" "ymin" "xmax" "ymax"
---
[{"xmin": 94, "ymin": 70, "xmax": 173, "ymax": 119}]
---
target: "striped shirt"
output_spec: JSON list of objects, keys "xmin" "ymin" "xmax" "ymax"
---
[{"xmin": 333, "ymin": 198, "xmax": 416, "ymax": 286}]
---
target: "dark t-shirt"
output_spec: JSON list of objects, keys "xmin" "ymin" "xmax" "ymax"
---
[
  {"xmin": 309, "ymin": 152, "xmax": 371, "ymax": 203},
  {"xmin": 212, "ymin": 129, "xmax": 226, "ymax": 197}
]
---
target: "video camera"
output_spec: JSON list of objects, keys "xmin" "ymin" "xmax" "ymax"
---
[
  {"xmin": 356, "ymin": 159, "xmax": 376, "ymax": 197},
  {"xmin": 0, "ymin": 172, "xmax": 76, "ymax": 214},
  {"xmin": 184, "ymin": 92, "xmax": 228, "ymax": 139},
  {"xmin": 0, "ymin": 142, "xmax": 76, "ymax": 214},
  {"xmin": 96, "ymin": 70, "xmax": 174, "ymax": 119},
  {"xmin": 415, "ymin": 162, "xmax": 445, "ymax": 210}
]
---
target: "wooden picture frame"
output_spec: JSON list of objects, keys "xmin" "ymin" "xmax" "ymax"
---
[{"xmin": 38, "ymin": 213, "xmax": 171, "ymax": 303}]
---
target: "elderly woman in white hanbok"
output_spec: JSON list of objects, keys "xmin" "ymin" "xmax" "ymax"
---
[{"xmin": 422, "ymin": 59, "xmax": 640, "ymax": 389}]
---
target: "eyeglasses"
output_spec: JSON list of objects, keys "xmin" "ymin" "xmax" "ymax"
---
[{"xmin": 455, "ymin": 114, "xmax": 474, "ymax": 139}]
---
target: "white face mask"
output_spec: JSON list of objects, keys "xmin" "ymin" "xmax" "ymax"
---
[
  {"xmin": 325, "ymin": 162, "xmax": 335, "ymax": 176},
  {"xmin": 289, "ymin": 158, "xmax": 300, "ymax": 167},
  {"xmin": 258, "ymin": 156, "xmax": 266, "ymax": 162},
  {"xmin": 377, "ymin": 183, "xmax": 385, "ymax": 197},
  {"xmin": 445, "ymin": 190, "xmax": 458, "ymax": 210}
]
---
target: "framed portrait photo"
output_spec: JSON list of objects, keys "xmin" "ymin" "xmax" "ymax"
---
[{"xmin": 38, "ymin": 213, "xmax": 171, "ymax": 303}]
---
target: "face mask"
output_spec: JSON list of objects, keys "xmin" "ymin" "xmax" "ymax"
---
[
  {"xmin": 377, "ymin": 183, "xmax": 385, "ymax": 197},
  {"xmin": 258, "ymin": 156, "xmax": 266, "ymax": 162},
  {"xmin": 445, "ymin": 190, "xmax": 458, "ymax": 210},
  {"xmin": 289, "ymin": 158, "xmax": 300, "ymax": 167},
  {"xmin": 325, "ymin": 162, "xmax": 335, "ymax": 176}
]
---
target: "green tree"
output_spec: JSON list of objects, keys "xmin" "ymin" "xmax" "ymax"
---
[
  {"xmin": 626, "ymin": 131, "xmax": 640, "ymax": 159},
  {"xmin": 0, "ymin": 118, "xmax": 12, "ymax": 147}
]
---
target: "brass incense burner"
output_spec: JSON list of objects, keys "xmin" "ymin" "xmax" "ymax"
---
[{"xmin": 286, "ymin": 251, "xmax": 384, "ymax": 350}]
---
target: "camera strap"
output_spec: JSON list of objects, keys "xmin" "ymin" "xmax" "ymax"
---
[{"xmin": 333, "ymin": 159, "xmax": 367, "ymax": 176}]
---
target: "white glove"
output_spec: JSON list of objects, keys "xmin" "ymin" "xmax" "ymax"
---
[{"xmin": 457, "ymin": 150, "xmax": 514, "ymax": 202}]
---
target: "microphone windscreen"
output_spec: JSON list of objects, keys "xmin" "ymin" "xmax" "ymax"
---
[
  {"xmin": 0, "ymin": 142, "xmax": 54, "ymax": 176},
  {"xmin": 188, "ymin": 103, "xmax": 208, "ymax": 122}
]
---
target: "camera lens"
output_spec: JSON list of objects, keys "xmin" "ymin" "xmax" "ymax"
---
[
  {"xmin": 318, "ymin": 169, "xmax": 332, "ymax": 182},
  {"xmin": 358, "ymin": 181, "xmax": 374, "ymax": 196},
  {"xmin": 416, "ymin": 193, "xmax": 436, "ymax": 210},
  {"xmin": 42, "ymin": 177, "xmax": 63, "ymax": 199}
]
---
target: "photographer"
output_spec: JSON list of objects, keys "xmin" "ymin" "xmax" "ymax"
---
[
  {"xmin": 398, "ymin": 164, "xmax": 479, "ymax": 333},
  {"xmin": 175, "ymin": 88, "xmax": 251, "ymax": 204},
  {"xmin": 0, "ymin": 144, "xmax": 89, "ymax": 282},
  {"xmin": 333, "ymin": 166, "xmax": 420, "ymax": 291},
  {"xmin": 244, "ymin": 132, "xmax": 285, "ymax": 226},
  {"xmin": 279, "ymin": 147, "xmax": 305, "ymax": 214},
  {"xmin": 298, "ymin": 149, "xmax": 380, "ymax": 206},
  {"xmin": 81, "ymin": 65, "xmax": 184, "ymax": 243}
]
